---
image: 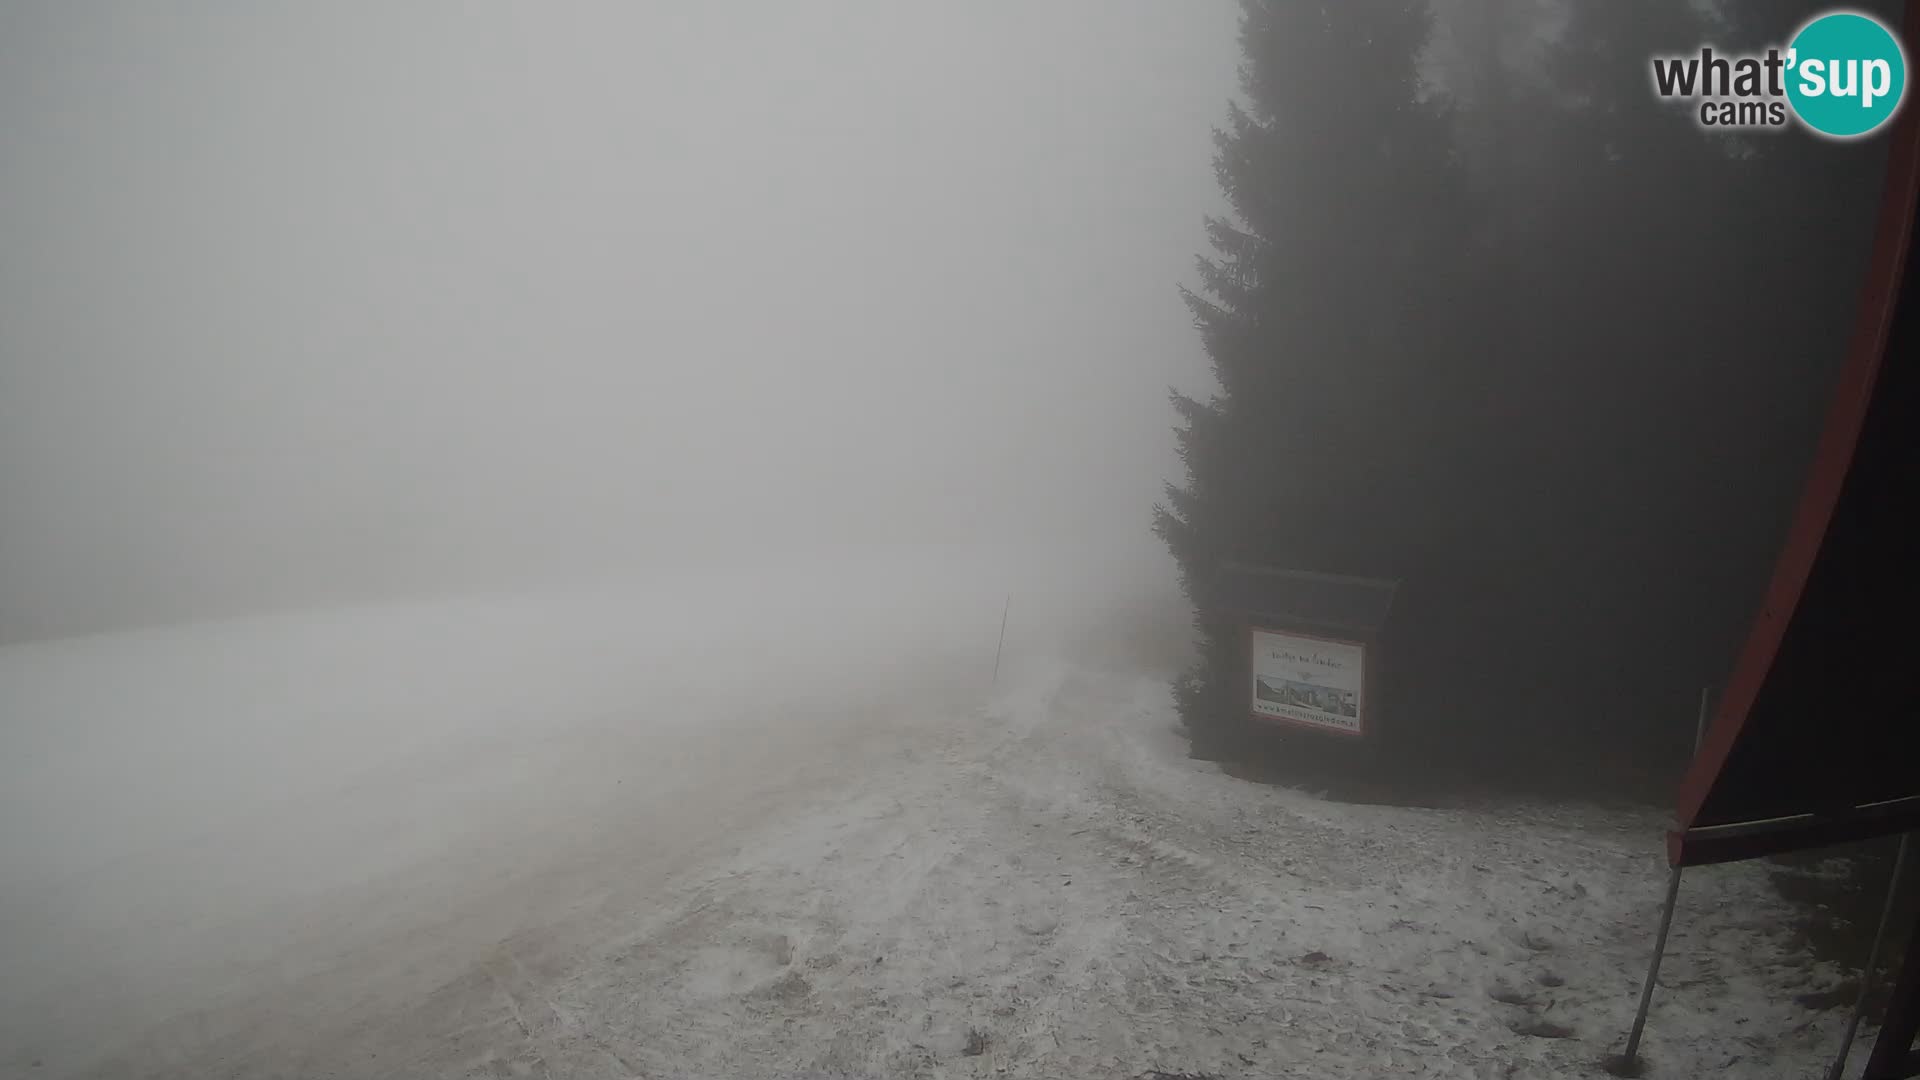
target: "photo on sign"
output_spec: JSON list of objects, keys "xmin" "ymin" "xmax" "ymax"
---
[
  {"xmin": 1249, "ymin": 628, "xmax": 1365, "ymax": 735},
  {"xmin": 1255, "ymin": 676, "xmax": 1358, "ymax": 718}
]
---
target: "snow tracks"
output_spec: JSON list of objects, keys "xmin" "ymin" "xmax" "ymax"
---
[{"xmin": 82, "ymin": 663, "xmax": 1858, "ymax": 1080}]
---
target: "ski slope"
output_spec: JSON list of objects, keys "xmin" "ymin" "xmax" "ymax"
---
[{"xmin": 0, "ymin": 548, "xmax": 1859, "ymax": 1079}]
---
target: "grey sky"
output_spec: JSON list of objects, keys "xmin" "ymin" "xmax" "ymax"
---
[{"xmin": 1, "ymin": 4, "xmax": 1242, "ymax": 641}]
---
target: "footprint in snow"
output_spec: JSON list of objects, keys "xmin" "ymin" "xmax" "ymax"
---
[
  {"xmin": 1511, "ymin": 1016, "xmax": 1576, "ymax": 1039},
  {"xmin": 1502, "ymin": 924, "xmax": 1558, "ymax": 953},
  {"xmin": 1488, "ymin": 984, "xmax": 1535, "ymax": 1007}
]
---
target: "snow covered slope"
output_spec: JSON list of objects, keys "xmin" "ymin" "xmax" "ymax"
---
[
  {"xmin": 1, "ymin": 550, "xmax": 1854, "ymax": 1079},
  {"xmin": 177, "ymin": 669, "xmax": 1848, "ymax": 1080}
]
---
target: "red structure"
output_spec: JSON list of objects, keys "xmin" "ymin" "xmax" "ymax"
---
[
  {"xmin": 1670, "ymin": 91, "xmax": 1920, "ymax": 872},
  {"xmin": 1628, "ymin": 19, "xmax": 1920, "ymax": 1076}
]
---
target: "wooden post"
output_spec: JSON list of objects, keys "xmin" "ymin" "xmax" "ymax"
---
[{"xmin": 991, "ymin": 594, "xmax": 1010, "ymax": 687}]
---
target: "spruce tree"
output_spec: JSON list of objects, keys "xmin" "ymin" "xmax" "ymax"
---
[
  {"xmin": 1425, "ymin": 0, "xmax": 1890, "ymax": 760},
  {"xmin": 1164, "ymin": 1, "xmax": 1899, "ymax": 772},
  {"xmin": 1156, "ymin": 0, "xmax": 1468, "ymax": 752}
]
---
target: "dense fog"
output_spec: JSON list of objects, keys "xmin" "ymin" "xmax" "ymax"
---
[
  {"xmin": 0, "ymin": 3, "xmax": 1238, "ymax": 643},
  {"xmin": 1, "ymin": 8, "xmax": 1234, "ymax": 1074},
  {"xmin": 1, "ymin": 3, "xmax": 1906, "ymax": 1078}
]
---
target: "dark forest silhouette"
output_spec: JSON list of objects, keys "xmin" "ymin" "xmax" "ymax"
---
[{"xmin": 1156, "ymin": 0, "xmax": 1897, "ymax": 794}]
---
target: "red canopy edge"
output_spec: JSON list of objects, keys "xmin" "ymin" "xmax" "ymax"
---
[{"xmin": 1668, "ymin": 75, "xmax": 1920, "ymax": 869}]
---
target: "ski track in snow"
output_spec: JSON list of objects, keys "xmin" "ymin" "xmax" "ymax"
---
[{"xmin": 18, "ymin": 660, "xmax": 1857, "ymax": 1080}]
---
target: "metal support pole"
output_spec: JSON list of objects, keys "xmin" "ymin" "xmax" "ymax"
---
[
  {"xmin": 1610, "ymin": 692, "xmax": 1712, "ymax": 1073},
  {"xmin": 1831, "ymin": 833, "xmax": 1913, "ymax": 1080},
  {"xmin": 1694, "ymin": 686, "xmax": 1712, "ymax": 753},
  {"xmin": 1617, "ymin": 865, "xmax": 1686, "ymax": 1070},
  {"xmin": 1863, "ymin": 859, "xmax": 1920, "ymax": 1079}
]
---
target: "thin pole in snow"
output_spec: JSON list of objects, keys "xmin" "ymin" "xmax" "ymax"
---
[
  {"xmin": 1614, "ymin": 864, "xmax": 1685, "ymax": 1073},
  {"xmin": 1827, "ymin": 832, "xmax": 1913, "ymax": 1080},
  {"xmin": 991, "ymin": 594, "xmax": 1010, "ymax": 687}
]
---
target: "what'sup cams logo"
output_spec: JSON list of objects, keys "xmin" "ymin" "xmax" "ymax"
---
[{"xmin": 1651, "ymin": 9, "xmax": 1908, "ymax": 139}]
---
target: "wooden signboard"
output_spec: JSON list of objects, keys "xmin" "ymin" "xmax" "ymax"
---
[
  {"xmin": 1249, "ymin": 625, "xmax": 1368, "ymax": 737},
  {"xmin": 1213, "ymin": 564, "xmax": 1397, "ymax": 742}
]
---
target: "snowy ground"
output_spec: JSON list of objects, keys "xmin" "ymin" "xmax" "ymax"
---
[{"xmin": 0, "ymin": 553, "xmax": 1863, "ymax": 1079}]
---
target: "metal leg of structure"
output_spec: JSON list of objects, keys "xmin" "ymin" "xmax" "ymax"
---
[
  {"xmin": 1831, "ymin": 834, "xmax": 1913, "ymax": 1080},
  {"xmin": 1863, "ymin": 833, "xmax": 1920, "ymax": 1080},
  {"xmin": 1606, "ymin": 692, "xmax": 1709, "ymax": 1074},
  {"xmin": 1612, "ymin": 865, "xmax": 1685, "ymax": 1073}
]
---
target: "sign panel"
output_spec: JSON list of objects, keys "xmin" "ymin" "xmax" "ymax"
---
[{"xmin": 1249, "ymin": 627, "xmax": 1366, "ymax": 736}]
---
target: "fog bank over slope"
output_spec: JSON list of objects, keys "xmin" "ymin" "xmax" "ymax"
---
[
  {"xmin": 0, "ymin": 4, "xmax": 1241, "ymax": 643},
  {"xmin": 0, "ymin": 541, "xmax": 1188, "ymax": 1074}
]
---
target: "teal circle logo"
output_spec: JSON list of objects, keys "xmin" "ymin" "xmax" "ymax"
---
[{"xmin": 1786, "ymin": 11, "xmax": 1908, "ymax": 138}]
